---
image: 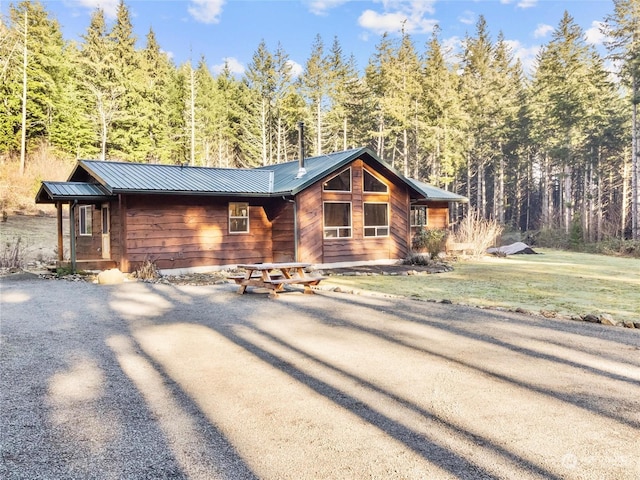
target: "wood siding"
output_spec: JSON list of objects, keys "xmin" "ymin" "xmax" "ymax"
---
[
  {"xmin": 122, "ymin": 196, "xmax": 273, "ymax": 272},
  {"xmin": 305, "ymin": 158, "xmax": 412, "ymax": 264}
]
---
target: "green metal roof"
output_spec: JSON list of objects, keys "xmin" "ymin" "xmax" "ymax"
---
[
  {"xmin": 259, "ymin": 148, "xmax": 369, "ymax": 194},
  {"xmin": 405, "ymin": 178, "xmax": 469, "ymax": 203},
  {"xmin": 72, "ymin": 160, "xmax": 274, "ymax": 195},
  {"xmin": 35, "ymin": 181, "xmax": 114, "ymax": 204},
  {"xmin": 35, "ymin": 148, "xmax": 468, "ymax": 204}
]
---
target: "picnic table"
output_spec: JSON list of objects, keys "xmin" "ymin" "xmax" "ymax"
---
[{"xmin": 228, "ymin": 262, "xmax": 327, "ymax": 297}]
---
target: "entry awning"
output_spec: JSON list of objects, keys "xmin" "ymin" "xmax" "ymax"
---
[{"xmin": 35, "ymin": 181, "xmax": 114, "ymax": 204}]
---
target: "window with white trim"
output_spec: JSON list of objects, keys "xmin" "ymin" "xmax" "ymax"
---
[
  {"xmin": 363, "ymin": 169, "xmax": 388, "ymax": 193},
  {"xmin": 410, "ymin": 206, "xmax": 428, "ymax": 227},
  {"xmin": 364, "ymin": 203, "xmax": 389, "ymax": 237},
  {"xmin": 323, "ymin": 202, "xmax": 352, "ymax": 238},
  {"xmin": 79, "ymin": 205, "xmax": 92, "ymax": 236},
  {"xmin": 229, "ymin": 202, "xmax": 249, "ymax": 233},
  {"xmin": 323, "ymin": 168, "xmax": 351, "ymax": 192}
]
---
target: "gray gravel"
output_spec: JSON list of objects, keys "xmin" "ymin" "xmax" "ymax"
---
[{"xmin": 1, "ymin": 275, "xmax": 639, "ymax": 479}]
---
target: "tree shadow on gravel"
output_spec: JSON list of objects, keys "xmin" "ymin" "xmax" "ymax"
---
[{"xmin": 294, "ymin": 292, "xmax": 640, "ymax": 430}]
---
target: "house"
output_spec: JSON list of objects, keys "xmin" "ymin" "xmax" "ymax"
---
[{"xmin": 35, "ymin": 147, "xmax": 467, "ymax": 273}]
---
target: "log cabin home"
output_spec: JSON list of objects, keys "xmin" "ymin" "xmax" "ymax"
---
[{"xmin": 35, "ymin": 147, "xmax": 467, "ymax": 273}]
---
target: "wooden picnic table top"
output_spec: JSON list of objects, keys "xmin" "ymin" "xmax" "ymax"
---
[{"xmin": 236, "ymin": 262, "xmax": 311, "ymax": 270}]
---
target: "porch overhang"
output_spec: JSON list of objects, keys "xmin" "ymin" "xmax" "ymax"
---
[{"xmin": 35, "ymin": 181, "xmax": 114, "ymax": 204}]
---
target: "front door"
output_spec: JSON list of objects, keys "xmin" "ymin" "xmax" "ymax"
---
[{"xmin": 101, "ymin": 203, "xmax": 110, "ymax": 259}]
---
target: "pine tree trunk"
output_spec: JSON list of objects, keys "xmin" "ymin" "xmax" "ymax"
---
[
  {"xmin": 19, "ymin": 11, "xmax": 27, "ymax": 176},
  {"xmin": 541, "ymin": 154, "xmax": 550, "ymax": 229},
  {"xmin": 632, "ymin": 78, "xmax": 639, "ymax": 239}
]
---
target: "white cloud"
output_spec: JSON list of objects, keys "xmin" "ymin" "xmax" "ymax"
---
[
  {"xmin": 459, "ymin": 10, "xmax": 475, "ymax": 26},
  {"xmin": 358, "ymin": 1, "xmax": 438, "ymax": 35},
  {"xmin": 306, "ymin": 0, "xmax": 349, "ymax": 16},
  {"xmin": 585, "ymin": 21, "xmax": 606, "ymax": 45},
  {"xmin": 73, "ymin": 0, "xmax": 119, "ymax": 19},
  {"xmin": 442, "ymin": 35, "xmax": 463, "ymax": 63},
  {"xmin": 533, "ymin": 23, "xmax": 553, "ymax": 39},
  {"xmin": 188, "ymin": 0, "xmax": 225, "ymax": 24},
  {"xmin": 212, "ymin": 57, "xmax": 244, "ymax": 76},
  {"xmin": 287, "ymin": 59, "xmax": 304, "ymax": 78},
  {"xmin": 504, "ymin": 39, "xmax": 541, "ymax": 76},
  {"xmin": 517, "ymin": 0, "xmax": 537, "ymax": 9}
]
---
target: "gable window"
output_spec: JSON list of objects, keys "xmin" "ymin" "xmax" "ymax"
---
[
  {"xmin": 323, "ymin": 168, "xmax": 351, "ymax": 192},
  {"xmin": 410, "ymin": 206, "xmax": 428, "ymax": 227},
  {"xmin": 229, "ymin": 202, "xmax": 249, "ymax": 233},
  {"xmin": 79, "ymin": 205, "xmax": 92, "ymax": 236},
  {"xmin": 323, "ymin": 202, "xmax": 352, "ymax": 238},
  {"xmin": 363, "ymin": 169, "xmax": 388, "ymax": 193},
  {"xmin": 364, "ymin": 203, "xmax": 389, "ymax": 237}
]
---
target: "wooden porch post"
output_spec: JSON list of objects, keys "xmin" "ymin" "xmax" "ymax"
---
[
  {"xmin": 56, "ymin": 202, "xmax": 63, "ymax": 262},
  {"xmin": 69, "ymin": 202, "xmax": 76, "ymax": 273}
]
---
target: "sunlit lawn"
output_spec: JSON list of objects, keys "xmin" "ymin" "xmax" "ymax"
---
[{"xmin": 324, "ymin": 249, "xmax": 640, "ymax": 323}]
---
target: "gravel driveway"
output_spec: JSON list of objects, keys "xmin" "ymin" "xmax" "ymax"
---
[{"xmin": 1, "ymin": 275, "xmax": 639, "ymax": 479}]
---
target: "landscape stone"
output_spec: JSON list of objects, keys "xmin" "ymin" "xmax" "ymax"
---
[
  {"xmin": 583, "ymin": 314, "xmax": 600, "ymax": 323},
  {"xmin": 599, "ymin": 313, "xmax": 619, "ymax": 326},
  {"xmin": 97, "ymin": 268, "xmax": 125, "ymax": 285}
]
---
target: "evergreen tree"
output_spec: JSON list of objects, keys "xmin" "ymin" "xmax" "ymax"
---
[
  {"xmin": 108, "ymin": 0, "xmax": 143, "ymax": 160},
  {"xmin": 299, "ymin": 34, "xmax": 330, "ymax": 156},
  {"xmin": 604, "ymin": 0, "xmax": 640, "ymax": 238},
  {"xmin": 420, "ymin": 27, "xmax": 466, "ymax": 189},
  {"xmin": 459, "ymin": 16, "xmax": 497, "ymax": 215},
  {"xmin": 77, "ymin": 8, "xmax": 123, "ymax": 160},
  {"xmin": 245, "ymin": 40, "xmax": 275, "ymax": 165},
  {"xmin": 138, "ymin": 28, "xmax": 176, "ymax": 163}
]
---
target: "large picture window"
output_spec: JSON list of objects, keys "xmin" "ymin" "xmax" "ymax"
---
[
  {"xmin": 229, "ymin": 202, "xmax": 249, "ymax": 233},
  {"xmin": 79, "ymin": 205, "xmax": 92, "ymax": 236},
  {"xmin": 323, "ymin": 168, "xmax": 351, "ymax": 192},
  {"xmin": 363, "ymin": 169, "xmax": 388, "ymax": 193},
  {"xmin": 323, "ymin": 202, "xmax": 352, "ymax": 238},
  {"xmin": 410, "ymin": 206, "xmax": 428, "ymax": 227},
  {"xmin": 364, "ymin": 203, "xmax": 389, "ymax": 237}
]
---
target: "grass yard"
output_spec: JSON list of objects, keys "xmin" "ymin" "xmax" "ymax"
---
[{"xmin": 324, "ymin": 249, "xmax": 640, "ymax": 323}]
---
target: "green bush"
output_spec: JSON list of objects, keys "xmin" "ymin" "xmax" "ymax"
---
[{"xmin": 412, "ymin": 227, "xmax": 447, "ymax": 256}]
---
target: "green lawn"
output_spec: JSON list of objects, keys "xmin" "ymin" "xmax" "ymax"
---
[{"xmin": 324, "ymin": 249, "xmax": 640, "ymax": 323}]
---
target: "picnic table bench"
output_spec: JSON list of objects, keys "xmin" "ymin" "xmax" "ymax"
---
[{"xmin": 229, "ymin": 262, "xmax": 327, "ymax": 297}]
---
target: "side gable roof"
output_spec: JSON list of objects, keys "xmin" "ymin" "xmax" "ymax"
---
[{"xmin": 71, "ymin": 160, "xmax": 274, "ymax": 196}]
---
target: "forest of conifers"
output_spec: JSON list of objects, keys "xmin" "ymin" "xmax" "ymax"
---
[{"xmin": 1, "ymin": 0, "xmax": 639, "ymax": 241}]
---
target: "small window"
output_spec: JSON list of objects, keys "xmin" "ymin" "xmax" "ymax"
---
[
  {"xmin": 229, "ymin": 202, "xmax": 249, "ymax": 233},
  {"xmin": 101, "ymin": 205, "xmax": 109, "ymax": 234},
  {"xmin": 323, "ymin": 202, "xmax": 352, "ymax": 238},
  {"xmin": 364, "ymin": 203, "xmax": 389, "ymax": 237},
  {"xmin": 410, "ymin": 206, "xmax": 428, "ymax": 227},
  {"xmin": 363, "ymin": 169, "xmax": 388, "ymax": 193},
  {"xmin": 323, "ymin": 168, "xmax": 351, "ymax": 192},
  {"xmin": 79, "ymin": 205, "xmax": 92, "ymax": 236}
]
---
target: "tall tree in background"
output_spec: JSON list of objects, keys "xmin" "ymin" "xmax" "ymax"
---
[
  {"xmin": 272, "ymin": 42, "xmax": 296, "ymax": 162},
  {"xmin": 138, "ymin": 28, "xmax": 175, "ymax": 163},
  {"xmin": 420, "ymin": 27, "xmax": 465, "ymax": 190},
  {"xmin": 245, "ymin": 40, "xmax": 275, "ymax": 165},
  {"xmin": 300, "ymin": 34, "xmax": 330, "ymax": 156},
  {"xmin": 365, "ymin": 33, "xmax": 395, "ymax": 158},
  {"xmin": 604, "ymin": 0, "xmax": 640, "ymax": 239},
  {"xmin": 460, "ymin": 16, "xmax": 496, "ymax": 215},
  {"xmin": 78, "ymin": 8, "xmax": 122, "ymax": 160},
  {"xmin": 3, "ymin": 1, "xmax": 71, "ymax": 169},
  {"xmin": 531, "ymin": 12, "xmax": 597, "ymax": 232},
  {"xmin": 389, "ymin": 27, "xmax": 422, "ymax": 176},
  {"xmin": 108, "ymin": 0, "xmax": 143, "ymax": 161}
]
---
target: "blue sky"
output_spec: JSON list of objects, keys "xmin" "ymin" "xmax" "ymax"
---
[{"xmin": 10, "ymin": 0, "xmax": 614, "ymax": 76}]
